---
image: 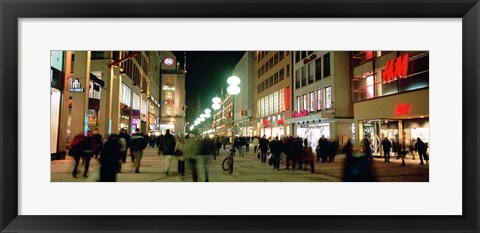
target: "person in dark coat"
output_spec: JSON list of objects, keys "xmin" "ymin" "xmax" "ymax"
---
[
  {"xmin": 118, "ymin": 128, "xmax": 131, "ymax": 163},
  {"xmin": 130, "ymin": 128, "xmax": 148, "ymax": 173},
  {"xmin": 293, "ymin": 138, "xmax": 304, "ymax": 170},
  {"xmin": 93, "ymin": 133, "xmax": 103, "ymax": 159},
  {"xmin": 318, "ymin": 135, "xmax": 329, "ymax": 163},
  {"xmin": 215, "ymin": 136, "xmax": 222, "ymax": 159},
  {"xmin": 99, "ymin": 134, "xmax": 121, "ymax": 182},
  {"xmin": 198, "ymin": 136, "xmax": 214, "ymax": 182},
  {"xmin": 161, "ymin": 129, "xmax": 176, "ymax": 175},
  {"xmin": 70, "ymin": 133, "xmax": 85, "ymax": 178},
  {"xmin": 415, "ymin": 138, "xmax": 429, "ymax": 165},
  {"xmin": 328, "ymin": 140, "xmax": 339, "ymax": 162},
  {"xmin": 284, "ymin": 137, "xmax": 295, "ymax": 170},
  {"xmin": 259, "ymin": 135, "xmax": 269, "ymax": 163},
  {"xmin": 269, "ymin": 137, "xmax": 283, "ymax": 170},
  {"xmin": 343, "ymin": 139, "xmax": 377, "ymax": 182},
  {"xmin": 381, "ymin": 137, "xmax": 392, "ymax": 163}
]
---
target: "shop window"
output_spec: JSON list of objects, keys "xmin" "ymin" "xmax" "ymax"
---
[
  {"xmin": 315, "ymin": 58, "xmax": 322, "ymax": 81},
  {"xmin": 325, "ymin": 86, "xmax": 332, "ymax": 109},
  {"xmin": 317, "ymin": 89, "xmax": 323, "ymax": 110},
  {"xmin": 121, "ymin": 83, "xmax": 131, "ymax": 107},
  {"xmin": 141, "ymin": 100, "xmax": 147, "ymax": 115},
  {"xmin": 133, "ymin": 93, "xmax": 140, "ymax": 110},
  {"xmin": 279, "ymin": 88, "xmax": 285, "ymax": 112},
  {"xmin": 273, "ymin": 91, "xmax": 279, "ymax": 114},
  {"xmin": 323, "ymin": 53, "xmax": 331, "ymax": 77}
]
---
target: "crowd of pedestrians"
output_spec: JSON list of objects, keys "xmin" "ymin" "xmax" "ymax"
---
[{"xmin": 67, "ymin": 128, "xmax": 429, "ymax": 182}]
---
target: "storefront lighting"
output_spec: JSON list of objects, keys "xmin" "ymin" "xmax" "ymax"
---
[{"xmin": 420, "ymin": 116, "xmax": 425, "ymax": 118}]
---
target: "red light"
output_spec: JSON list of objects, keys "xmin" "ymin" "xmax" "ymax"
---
[
  {"xmin": 365, "ymin": 51, "xmax": 373, "ymax": 60},
  {"xmin": 383, "ymin": 54, "xmax": 410, "ymax": 84},
  {"xmin": 395, "ymin": 104, "xmax": 410, "ymax": 115}
]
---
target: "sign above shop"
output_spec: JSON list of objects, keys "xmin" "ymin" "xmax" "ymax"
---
[
  {"xmin": 303, "ymin": 54, "xmax": 317, "ymax": 64},
  {"xmin": 163, "ymin": 85, "xmax": 175, "ymax": 91},
  {"xmin": 262, "ymin": 118, "xmax": 270, "ymax": 126},
  {"xmin": 70, "ymin": 79, "xmax": 84, "ymax": 92},
  {"xmin": 164, "ymin": 58, "xmax": 174, "ymax": 66},
  {"xmin": 292, "ymin": 109, "xmax": 308, "ymax": 118},
  {"xmin": 395, "ymin": 103, "xmax": 410, "ymax": 115},
  {"xmin": 382, "ymin": 53, "xmax": 409, "ymax": 84}
]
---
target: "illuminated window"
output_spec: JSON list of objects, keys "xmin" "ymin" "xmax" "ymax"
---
[
  {"xmin": 295, "ymin": 69, "xmax": 301, "ymax": 89},
  {"xmin": 279, "ymin": 88, "xmax": 285, "ymax": 112},
  {"xmin": 133, "ymin": 93, "xmax": 140, "ymax": 110},
  {"xmin": 325, "ymin": 86, "xmax": 332, "ymax": 109},
  {"xmin": 309, "ymin": 92, "xmax": 314, "ymax": 112},
  {"xmin": 301, "ymin": 66, "xmax": 307, "ymax": 86},
  {"xmin": 121, "ymin": 83, "xmax": 131, "ymax": 107},
  {"xmin": 297, "ymin": 96, "xmax": 301, "ymax": 112},
  {"xmin": 166, "ymin": 76, "xmax": 174, "ymax": 85},
  {"xmin": 165, "ymin": 106, "xmax": 173, "ymax": 116},
  {"xmin": 141, "ymin": 100, "xmax": 147, "ymax": 114},
  {"xmin": 317, "ymin": 89, "xmax": 323, "ymax": 110},
  {"xmin": 165, "ymin": 91, "xmax": 173, "ymax": 101},
  {"xmin": 303, "ymin": 94, "xmax": 307, "ymax": 111},
  {"xmin": 273, "ymin": 91, "xmax": 279, "ymax": 114},
  {"xmin": 308, "ymin": 62, "xmax": 315, "ymax": 84}
]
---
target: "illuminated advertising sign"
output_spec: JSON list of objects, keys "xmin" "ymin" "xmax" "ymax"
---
[
  {"xmin": 382, "ymin": 53, "xmax": 409, "ymax": 84},
  {"xmin": 162, "ymin": 85, "xmax": 175, "ymax": 91},
  {"xmin": 164, "ymin": 57, "xmax": 174, "ymax": 66}
]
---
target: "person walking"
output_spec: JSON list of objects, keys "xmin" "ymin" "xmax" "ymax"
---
[
  {"xmin": 93, "ymin": 132, "xmax": 103, "ymax": 159},
  {"xmin": 252, "ymin": 136, "xmax": 259, "ymax": 154},
  {"xmin": 284, "ymin": 137, "xmax": 294, "ymax": 170},
  {"xmin": 293, "ymin": 138, "xmax": 304, "ymax": 170},
  {"xmin": 214, "ymin": 136, "xmax": 222, "ymax": 160},
  {"xmin": 161, "ymin": 129, "xmax": 176, "ymax": 175},
  {"xmin": 80, "ymin": 130, "xmax": 97, "ymax": 177},
  {"xmin": 328, "ymin": 140, "xmax": 339, "ymax": 163},
  {"xmin": 118, "ymin": 128, "xmax": 130, "ymax": 163},
  {"xmin": 130, "ymin": 128, "xmax": 147, "ymax": 173},
  {"xmin": 222, "ymin": 136, "xmax": 228, "ymax": 151},
  {"xmin": 184, "ymin": 134, "xmax": 200, "ymax": 182},
  {"xmin": 174, "ymin": 135, "xmax": 186, "ymax": 176},
  {"xmin": 198, "ymin": 136, "xmax": 214, "ymax": 182},
  {"xmin": 269, "ymin": 136, "xmax": 283, "ymax": 171},
  {"xmin": 69, "ymin": 133, "xmax": 85, "ymax": 178},
  {"xmin": 99, "ymin": 134, "xmax": 121, "ymax": 182},
  {"xmin": 415, "ymin": 138, "xmax": 429, "ymax": 165},
  {"xmin": 318, "ymin": 135, "xmax": 329, "ymax": 163},
  {"xmin": 259, "ymin": 135, "xmax": 269, "ymax": 163},
  {"xmin": 304, "ymin": 145, "xmax": 315, "ymax": 173},
  {"xmin": 381, "ymin": 137, "xmax": 392, "ymax": 163}
]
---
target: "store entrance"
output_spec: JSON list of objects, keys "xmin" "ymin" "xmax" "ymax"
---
[{"xmin": 362, "ymin": 120, "xmax": 380, "ymax": 155}]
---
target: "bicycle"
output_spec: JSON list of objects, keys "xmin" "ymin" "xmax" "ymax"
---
[{"xmin": 222, "ymin": 147, "xmax": 235, "ymax": 174}]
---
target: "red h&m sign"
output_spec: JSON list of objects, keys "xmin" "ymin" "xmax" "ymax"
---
[
  {"xmin": 262, "ymin": 118, "xmax": 271, "ymax": 126},
  {"xmin": 395, "ymin": 103, "xmax": 410, "ymax": 115},
  {"xmin": 382, "ymin": 53, "xmax": 409, "ymax": 84}
]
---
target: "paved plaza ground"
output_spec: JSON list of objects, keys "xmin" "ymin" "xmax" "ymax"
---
[{"xmin": 51, "ymin": 147, "xmax": 429, "ymax": 182}]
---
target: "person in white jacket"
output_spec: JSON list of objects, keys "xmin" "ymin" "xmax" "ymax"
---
[
  {"xmin": 174, "ymin": 135, "xmax": 185, "ymax": 176},
  {"xmin": 252, "ymin": 136, "xmax": 260, "ymax": 154}
]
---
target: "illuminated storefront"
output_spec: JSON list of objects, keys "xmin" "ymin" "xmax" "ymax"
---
[{"xmin": 352, "ymin": 51, "xmax": 429, "ymax": 156}]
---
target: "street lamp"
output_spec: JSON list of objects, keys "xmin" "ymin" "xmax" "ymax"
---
[
  {"xmin": 212, "ymin": 96, "xmax": 221, "ymax": 138},
  {"xmin": 227, "ymin": 75, "xmax": 241, "ymax": 139}
]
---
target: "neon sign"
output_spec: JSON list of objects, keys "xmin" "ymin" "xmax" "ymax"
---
[
  {"xmin": 382, "ymin": 53, "xmax": 409, "ymax": 84},
  {"xmin": 164, "ymin": 58, "xmax": 174, "ymax": 66},
  {"xmin": 395, "ymin": 103, "xmax": 410, "ymax": 115},
  {"xmin": 292, "ymin": 109, "xmax": 308, "ymax": 118}
]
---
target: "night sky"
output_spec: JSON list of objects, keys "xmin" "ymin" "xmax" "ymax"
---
[{"xmin": 173, "ymin": 51, "xmax": 245, "ymax": 121}]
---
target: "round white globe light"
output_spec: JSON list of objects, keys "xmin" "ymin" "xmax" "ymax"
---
[
  {"xmin": 204, "ymin": 109, "xmax": 211, "ymax": 114},
  {"xmin": 212, "ymin": 97, "xmax": 221, "ymax": 104},
  {"xmin": 200, "ymin": 117, "xmax": 205, "ymax": 122},
  {"xmin": 212, "ymin": 103, "xmax": 221, "ymax": 110},
  {"xmin": 200, "ymin": 114, "xmax": 205, "ymax": 118},
  {"xmin": 227, "ymin": 75, "xmax": 241, "ymax": 86},
  {"xmin": 227, "ymin": 85, "xmax": 241, "ymax": 95},
  {"xmin": 205, "ymin": 113, "xmax": 211, "ymax": 118}
]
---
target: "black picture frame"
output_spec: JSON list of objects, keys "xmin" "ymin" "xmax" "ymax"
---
[{"xmin": 1, "ymin": 0, "xmax": 478, "ymax": 232}]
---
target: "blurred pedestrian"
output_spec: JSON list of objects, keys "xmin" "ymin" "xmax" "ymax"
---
[
  {"xmin": 416, "ymin": 138, "xmax": 429, "ymax": 165},
  {"xmin": 269, "ymin": 136, "xmax": 283, "ymax": 170},
  {"xmin": 130, "ymin": 128, "xmax": 148, "ymax": 173},
  {"xmin": 284, "ymin": 137, "xmax": 294, "ymax": 170},
  {"xmin": 318, "ymin": 135, "xmax": 329, "ymax": 163},
  {"xmin": 215, "ymin": 136, "xmax": 222, "ymax": 159},
  {"xmin": 161, "ymin": 129, "xmax": 176, "ymax": 175},
  {"xmin": 174, "ymin": 135, "xmax": 185, "ymax": 176},
  {"xmin": 293, "ymin": 138, "xmax": 304, "ymax": 170},
  {"xmin": 69, "ymin": 133, "xmax": 85, "ymax": 178},
  {"xmin": 99, "ymin": 134, "xmax": 121, "ymax": 182},
  {"xmin": 342, "ymin": 139, "xmax": 376, "ymax": 182},
  {"xmin": 259, "ymin": 135, "xmax": 269, "ymax": 163},
  {"xmin": 93, "ymin": 132, "xmax": 103, "ymax": 159},
  {"xmin": 381, "ymin": 137, "xmax": 392, "ymax": 163},
  {"xmin": 118, "ymin": 128, "xmax": 130, "ymax": 163},
  {"xmin": 149, "ymin": 134, "xmax": 156, "ymax": 148},
  {"xmin": 252, "ymin": 136, "xmax": 259, "ymax": 154},
  {"xmin": 304, "ymin": 145, "xmax": 315, "ymax": 173},
  {"xmin": 198, "ymin": 136, "xmax": 214, "ymax": 182},
  {"xmin": 184, "ymin": 134, "xmax": 200, "ymax": 182},
  {"xmin": 328, "ymin": 140, "xmax": 339, "ymax": 163}
]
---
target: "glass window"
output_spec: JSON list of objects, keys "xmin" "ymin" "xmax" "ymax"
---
[
  {"xmin": 301, "ymin": 51, "xmax": 307, "ymax": 59},
  {"xmin": 141, "ymin": 99, "xmax": 147, "ymax": 114},
  {"xmin": 295, "ymin": 69, "xmax": 301, "ymax": 89},
  {"xmin": 308, "ymin": 62, "xmax": 315, "ymax": 84},
  {"xmin": 121, "ymin": 83, "xmax": 131, "ymax": 107},
  {"xmin": 303, "ymin": 94, "xmax": 307, "ymax": 111},
  {"xmin": 309, "ymin": 92, "xmax": 314, "ymax": 112},
  {"xmin": 274, "ymin": 53, "xmax": 279, "ymax": 65},
  {"xmin": 301, "ymin": 66, "xmax": 307, "ymax": 86},
  {"xmin": 323, "ymin": 53, "xmax": 331, "ymax": 77},
  {"xmin": 274, "ymin": 72, "xmax": 278, "ymax": 84},
  {"xmin": 325, "ymin": 86, "xmax": 332, "ymax": 109},
  {"xmin": 133, "ymin": 93, "xmax": 140, "ymax": 110},
  {"xmin": 273, "ymin": 91, "xmax": 279, "ymax": 114},
  {"xmin": 279, "ymin": 51, "xmax": 284, "ymax": 61},
  {"xmin": 279, "ymin": 88, "xmax": 285, "ymax": 112},
  {"xmin": 295, "ymin": 52, "xmax": 300, "ymax": 63},
  {"xmin": 269, "ymin": 76, "xmax": 273, "ymax": 87},
  {"xmin": 315, "ymin": 58, "xmax": 322, "ymax": 81},
  {"xmin": 279, "ymin": 68, "xmax": 285, "ymax": 81},
  {"xmin": 165, "ymin": 91, "xmax": 173, "ymax": 100},
  {"xmin": 287, "ymin": 65, "xmax": 290, "ymax": 77},
  {"xmin": 297, "ymin": 96, "xmax": 301, "ymax": 112},
  {"xmin": 317, "ymin": 89, "xmax": 323, "ymax": 110}
]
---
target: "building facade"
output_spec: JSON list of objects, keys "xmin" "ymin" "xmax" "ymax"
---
[
  {"xmin": 287, "ymin": 51, "xmax": 353, "ymax": 148},
  {"xmin": 253, "ymin": 51, "xmax": 293, "ymax": 139},
  {"xmin": 351, "ymin": 51, "xmax": 429, "ymax": 156},
  {"xmin": 232, "ymin": 51, "xmax": 254, "ymax": 137},
  {"xmin": 159, "ymin": 51, "xmax": 186, "ymax": 136}
]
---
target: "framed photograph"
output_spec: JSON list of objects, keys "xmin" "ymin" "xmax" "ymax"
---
[{"xmin": 1, "ymin": 0, "xmax": 478, "ymax": 232}]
